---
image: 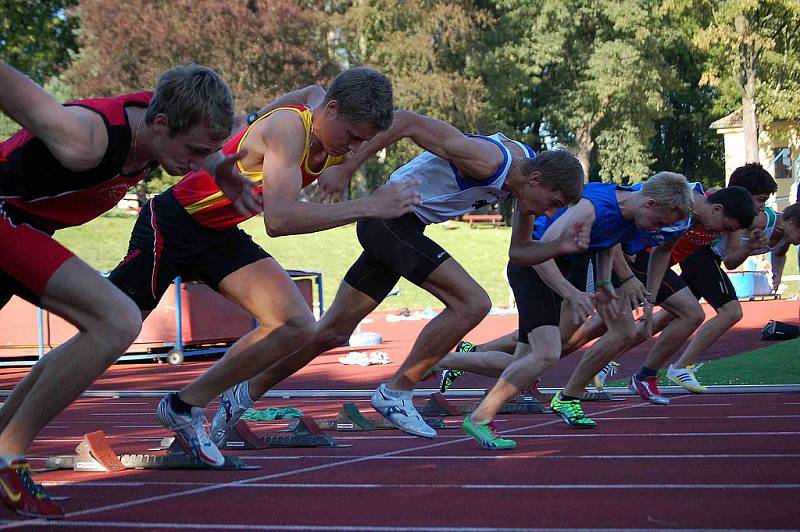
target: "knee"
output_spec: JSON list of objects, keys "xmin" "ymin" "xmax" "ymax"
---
[
  {"xmin": 684, "ymin": 306, "xmax": 705, "ymax": 330},
  {"xmin": 720, "ymin": 304, "xmax": 743, "ymax": 327},
  {"xmin": 97, "ymin": 297, "xmax": 142, "ymax": 353},
  {"xmin": 454, "ymin": 289, "xmax": 491, "ymax": 327}
]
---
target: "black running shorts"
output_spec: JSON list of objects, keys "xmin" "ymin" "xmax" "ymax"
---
[
  {"xmin": 109, "ymin": 189, "xmax": 271, "ymax": 311},
  {"xmin": 343, "ymin": 213, "xmax": 451, "ymax": 302},
  {"xmin": 615, "ymin": 252, "xmax": 687, "ymax": 305},
  {"xmin": 678, "ymin": 245, "xmax": 738, "ymax": 309}
]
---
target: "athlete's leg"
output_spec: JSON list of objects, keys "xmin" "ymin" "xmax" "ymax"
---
[
  {"xmin": 246, "ymin": 280, "xmax": 383, "ymax": 398},
  {"xmin": 178, "ymin": 258, "xmax": 315, "ymax": 407},
  {"xmin": 387, "ymin": 257, "xmax": 491, "ymax": 390},
  {"xmin": 673, "ymin": 299, "xmax": 741, "ymax": 367},
  {"xmin": 640, "ymin": 288, "xmax": 705, "ymax": 370},
  {"xmin": 0, "ymin": 257, "xmax": 141, "ymax": 455}
]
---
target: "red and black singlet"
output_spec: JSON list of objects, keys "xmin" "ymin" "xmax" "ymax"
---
[{"xmin": 0, "ymin": 92, "xmax": 154, "ymax": 232}]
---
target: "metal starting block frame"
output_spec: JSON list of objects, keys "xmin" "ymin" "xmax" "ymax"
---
[
  {"xmin": 420, "ymin": 390, "xmax": 550, "ymax": 417},
  {"xmin": 40, "ymin": 430, "xmax": 259, "ymax": 472},
  {"xmin": 310, "ymin": 403, "xmax": 455, "ymax": 432},
  {"xmin": 187, "ymin": 416, "xmax": 350, "ymax": 450}
]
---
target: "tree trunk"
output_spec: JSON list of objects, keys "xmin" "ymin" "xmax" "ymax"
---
[
  {"xmin": 574, "ymin": 123, "xmax": 594, "ymax": 182},
  {"xmin": 736, "ymin": 14, "xmax": 760, "ymax": 163}
]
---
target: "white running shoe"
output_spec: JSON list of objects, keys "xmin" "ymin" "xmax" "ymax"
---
[
  {"xmin": 211, "ymin": 382, "xmax": 253, "ymax": 446},
  {"xmin": 156, "ymin": 394, "xmax": 225, "ymax": 467},
  {"xmin": 370, "ymin": 383, "xmax": 437, "ymax": 439},
  {"xmin": 593, "ymin": 361, "xmax": 619, "ymax": 391},
  {"xmin": 667, "ymin": 364, "xmax": 707, "ymax": 393}
]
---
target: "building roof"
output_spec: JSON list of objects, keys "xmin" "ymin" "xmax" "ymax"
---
[{"xmin": 710, "ymin": 108, "xmax": 742, "ymax": 129}]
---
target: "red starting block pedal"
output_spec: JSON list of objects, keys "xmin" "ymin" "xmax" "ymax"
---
[
  {"xmin": 40, "ymin": 431, "xmax": 258, "ymax": 471},
  {"xmin": 419, "ymin": 393, "xmax": 471, "ymax": 416}
]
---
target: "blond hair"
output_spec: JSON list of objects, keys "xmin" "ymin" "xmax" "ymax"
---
[{"xmin": 640, "ymin": 171, "xmax": 693, "ymax": 217}]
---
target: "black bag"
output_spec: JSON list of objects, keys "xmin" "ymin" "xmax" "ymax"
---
[{"xmin": 761, "ymin": 320, "xmax": 800, "ymax": 341}]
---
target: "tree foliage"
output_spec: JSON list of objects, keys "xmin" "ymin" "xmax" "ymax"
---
[
  {"xmin": 0, "ymin": 0, "xmax": 78, "ymax": 84},
  {"xmin": 65, "ymin": 0, "xmax": 333, "ymax": 112}
]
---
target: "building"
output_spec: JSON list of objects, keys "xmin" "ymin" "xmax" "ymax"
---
[{"xmin": 711, "ymin": 109, "xmax": 799, "ymax": 208}]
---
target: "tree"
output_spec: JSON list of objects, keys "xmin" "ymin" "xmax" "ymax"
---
[
  {"xmin": 0, "ymin": 1, "xmax": 78, "ymax": 84},
  {"xmin": 484, "ymin": 0, "xmax": 670, "ymax": 183},
  {"xmin": 334, "ymin": 0, "xmax": 494, "ymax": 193},
  {"xmin": 695, "ymin": 0, "xmax": 800, "ymax": 162},
  {"xmin": 65, "ymin": 0, "xmax": 333, "ymax": 112}
]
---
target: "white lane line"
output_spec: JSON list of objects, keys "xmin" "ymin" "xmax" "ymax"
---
[
  {"xmin": 328, "ymin": 431, "xmax": 800, "ymax": 440},
  {"xmin": 2, "ymin": 398, "xmax": 657, "ymax": 528},
  {"xmin": 0, "ymin": 521, "xmax": 770, "ymax": 531},
  {"xmin": 39, "ymin": 480, "xmax": 800, "ymax": 490}
]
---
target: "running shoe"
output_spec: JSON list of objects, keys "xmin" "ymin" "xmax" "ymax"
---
[
  {"xmin": 438, "ymin": 340, "xmax": 476, "ymax": 393},
  {"xmin": 371, "ymin": 383, "xmax": 437, "ymax": 438},
  {"xmin": 462, "ymin": 416, "xmax": 517, "ymax": 450},
  {"xmin": 667, "ymin": 364, "xmax": 707, "ymax": 393},
  {"xmin": 0, "ymin": 461, "xmax": 64, "ymax": 519},
  {"xmin": 592, "ymin": 361, "xmax": 619, "ymax": 391},
  {"xmin": 550, "ymin": 391, "xmax": 596, "ymax": 428},
  {"xmin": 629, "ymin": 374, "xmax": 670, "ymax": 405},
  {"xmin": 211, "ymin": 381, "xmax": 254, "ymax": 446},
  {"xmin": 156, "ymin": 393, "xmax": 225, "ymax": 467}
]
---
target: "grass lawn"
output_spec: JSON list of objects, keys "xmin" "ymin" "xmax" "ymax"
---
[
  {"xmin": 54, "ymin": 213, "xmax": 800, "ymax": 312},
  {"xmin": 54, "ymin": 214, "xmax": 517, "ymax": 311},
  {"xmin": 604, "ymin": 339, "xmax": 800, "ymax": 387}
]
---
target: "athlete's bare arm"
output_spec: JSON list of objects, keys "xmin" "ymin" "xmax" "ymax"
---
[
  {"xmin": 532, "ymin": 200, "xmax": 597, "ymax": 321},
  {"xmin": 257, "ymin": 111, "xmax": 419, "ymax": 236},
  {"xmin": 508, "ymin": 206, "xmax": 589, "ymax": 267},
  {"xmin": 721, "ymin": 227, "xmax": 768, "ymax": 269},
  {"xmin": 231, "ymin": 84, "xmax": 326, "ymax": 133},
  {"xmin": 0, "ymin": 61, "xmax": 107, "ymax": 171}
]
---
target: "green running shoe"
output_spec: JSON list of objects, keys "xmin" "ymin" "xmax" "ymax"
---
[
  {"xmin": 462, "ymin": 416, "xmax": 517, "ymax": 450},
  {"xmin": 438, "ymin": 340, "xmax": 476, "ymax": 392},
  {"xmin": 550, "ymin": 391, "xmax": 596, "ymax": 429}
]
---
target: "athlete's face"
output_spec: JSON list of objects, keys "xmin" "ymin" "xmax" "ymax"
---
[
  {"xmin": 151, "ymin": 116, "xmax": 225, "ymax": 176},
  {"xmin": 315, "ymin": 101, "xmax": 383, "ymax": 157},
  {"xmin": 634, "ymin": 201, "xmax": 685, "ymax": 232},
  {"xmin": 522, "ymin": 174, "xmax": 568, "ymax": 216},
  {"xmin": 703, "ymin": 204, "xmax": 742, "ymax": 233},
  {"xmin": 781, "ymin": 219, "xmax": 800, "ymax": 245},
  {"xmin": 752, "ymin": 193, "xmax": 770, "ymax": 213}
]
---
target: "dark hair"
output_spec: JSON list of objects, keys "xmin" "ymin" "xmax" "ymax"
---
[
  {"xmin": 324, "ymin": 67, "xmax": 394, "ymax": 130},
  {"xmin": 522, "ymin": 150, "xmax": 584, "ymax": 204},
  {"xmin": 781, "ymin": 202, "xmax": 800, "ymax": 225},
  {"xmin": 707, "ymin": 186, "xmax": 756, "ymax": 228},
  {"xmin": 145, "ymin": 63, "xmax": 234, "ymax": 141},
  {"xmin": 729, "ymin": 163, "xmax": 778, "ymax": 195}
]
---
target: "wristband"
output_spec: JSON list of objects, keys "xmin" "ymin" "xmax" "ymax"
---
[
  {"xmin": 246, "ymin": 111, "xmax": 260, "ymax": 125},
  {"xmin": 596, "ymin": 280, "xmax": 612, "ymax": 287},
  {"xmin": 619, "ymin": 275, "xmax": 636, "ymax": 286}
]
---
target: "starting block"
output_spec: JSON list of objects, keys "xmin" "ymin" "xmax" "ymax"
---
[
  {"xmin": 311, "ymin": 403, "xmax": 454, "ymax": 431},
  {"xmin": 180, "ymin": 416, "xmax": 350, "ymax": 450},
  {"xmin": 581, "ymin": 390, "xmax": 617, "ymax": 401},
  {"xmin": 40, "ymin": 430, "xmax": 258, "ymax": 472},
  {"xmin": 420, "ymin": 391, "xmax": 550, "ymax": 417}
]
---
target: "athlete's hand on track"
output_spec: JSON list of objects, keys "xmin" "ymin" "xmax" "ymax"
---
[
  {"xmin": 746, "ymin": 227, "xmax": 768, "ymax": 251},
  {"xmin": 565, "ymin": 290, "xmax": 595, "ymax": 325},
  {"xmin": 318, "ymin": 165, "xmax": 352, "ymax": 203},
  {"xmin": 618, "ymin": 277, "xmax": 649, "ymax": 312},
  {"xmin": 558, "ymin": 222, "xmax": 590, "ymax": 255},
  {"xmin": 368, "ymin": 179, "xmax": 422, "ymax": 218},
  {"xmin": 207, "ymin": 150, "xmax": 263, "ymax": 216}
]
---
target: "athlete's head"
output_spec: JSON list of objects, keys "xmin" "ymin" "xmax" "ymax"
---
[
  {"xmin": 703, "ymin": 186, "xmax": 756, "ymax": 232},
  {"xmin": 728, "ymin": 163, "xmax": 777, "ymax": 213},
  {"xmin": 516, "ymin": 150, "xmax": 584, "ymax": 216},
  {"xmin": 145, "ymin": 63, "xmax": 234, "ymax": 176},
  {"xmin": 633, "ymin": 172, "xmax": 693, "ymax": 231},
  {"xmin": 779, "ymin": 202, "xmax": 800, "ymax": 245},
  {"xmin": 314, "ymin": 67, "xmax": 394, "ymax": 157}
]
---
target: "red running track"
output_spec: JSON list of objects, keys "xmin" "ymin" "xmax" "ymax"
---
[{"xmin": 1, "ymin": 391, "xmax": 799, "ymax": 530}]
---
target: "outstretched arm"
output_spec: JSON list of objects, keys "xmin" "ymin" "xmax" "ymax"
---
[
  {"xmin": 259, "ymin": 111, "xmax": 419, "ymax": 236},
  {"xmin": 0, "ymin": 61, "xmax": 106, "ymax": 171},
  {"xmin": 508, "ymin": 204, "xmax": 589, "ymax": 267}
]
